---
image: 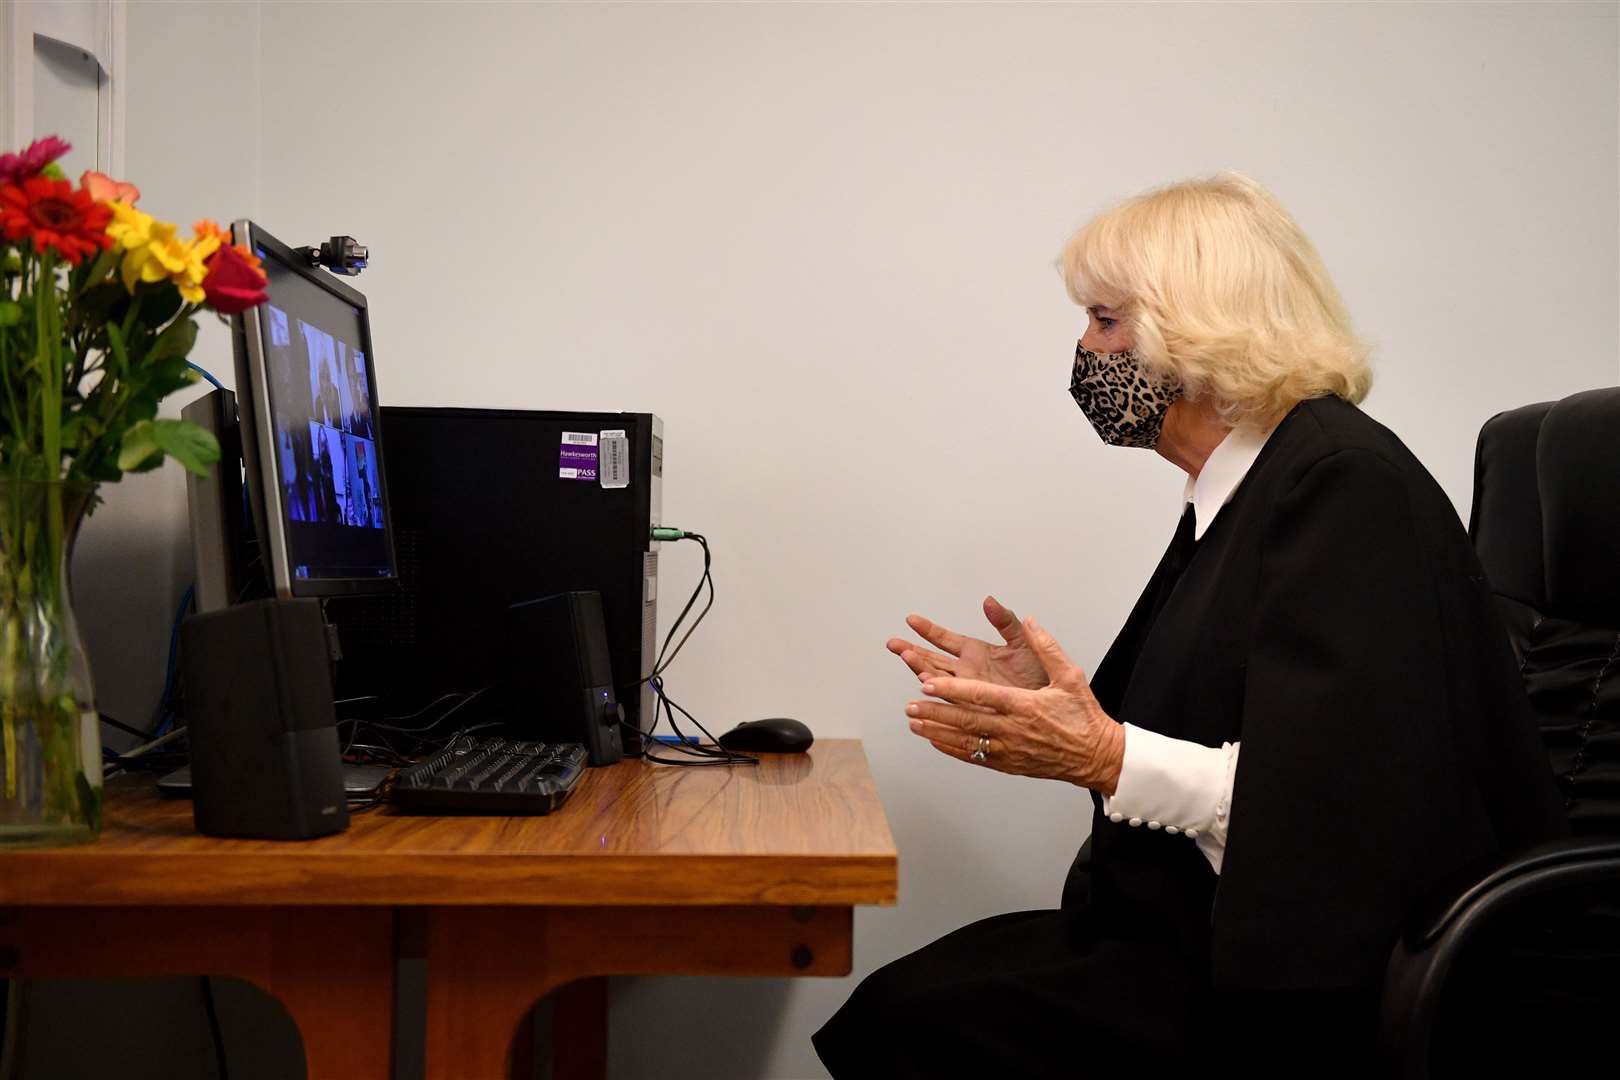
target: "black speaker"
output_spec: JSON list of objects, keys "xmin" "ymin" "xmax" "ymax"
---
[
  {"xmin": 507, "ymin": 591, "xmax": 625, "ymax": 766},
  {"xmin": 180, "ymin": 598, "xmax": 349, "ymax": 839}
]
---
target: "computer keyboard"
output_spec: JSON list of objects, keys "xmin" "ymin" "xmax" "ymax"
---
[{"xmin": 390, "ymin": 736, "xmax": 588, "ymax": 814}]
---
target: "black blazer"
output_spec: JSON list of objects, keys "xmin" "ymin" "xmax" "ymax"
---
[{"xmin": 1084, "ymin": 395, "xmax": 1566, "ymax": 991}]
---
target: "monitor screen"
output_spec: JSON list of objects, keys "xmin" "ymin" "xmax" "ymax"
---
[{"xmin": 234, "ymin": 223, "xmax": 396, "ymax": 595}]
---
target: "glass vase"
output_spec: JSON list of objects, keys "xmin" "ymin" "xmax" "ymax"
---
[{"xmin": 0, "ymin": 476, "xmax": 101, "ymax": 847}]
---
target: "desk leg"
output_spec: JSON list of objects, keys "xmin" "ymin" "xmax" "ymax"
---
[
  {"xmin": 258, "ymin": 907, "xmax": 395, "ymax": 1080},
  {"xmin": 1, "ymin": 906, "xmax": 395, "ymax": 1080},
  {"xmin": 423, "ymin": 905, "xmax": 852, "ymax": 1080}
]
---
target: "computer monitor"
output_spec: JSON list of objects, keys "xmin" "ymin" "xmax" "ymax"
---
[{"xmin": 227, "ymin": 220, "xmax": 397, "ymax": 598}]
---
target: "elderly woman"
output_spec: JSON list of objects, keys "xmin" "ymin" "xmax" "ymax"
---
[{"xmin": 813, "ymin": 175, "xmax": 1563, "ymax": 1077}]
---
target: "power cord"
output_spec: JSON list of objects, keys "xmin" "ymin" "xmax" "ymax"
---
[
  {"xmin": 102, "ymin": 726, "xmax": 192, "ymax": 780},
  {"xmin": 628, "ymin": 677, "xmax": 757, "ymax": 768},
  {"xmin": 642, "ymin": 531, "xmax": 713, "ymax": 685},
  {"xmin": 0, "ymin": 977, "xmax": 20, "ymax": 1080},
  {"xmin": 99, "ymin": 713, "xmax": 153, "ymax": 742},
  {"xmin": 626, "ymin": 531, "xmax": 753, "ymax": 766},
  {"xmin": 149, "ymin": 583, "xmax": 195, "ymax": 738},
  {"xmin": 188, "ymin": 362, "xmax": 226, "ymax": 392},
  {"xmin": 200, "ymin": 976, "xmax": 229, "ymax": 1080},
  {"xmin": 348, "ymin": 717, "xmax": 508, "ymax": 809},
  {"xmin": 337, "ymin": 685, "xmax": 496, "ymax": 765}
]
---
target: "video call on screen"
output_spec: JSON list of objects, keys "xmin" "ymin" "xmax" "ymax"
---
[{"xmin": 257, "ymin": 248, "xmax": 394, "ymax": 582}]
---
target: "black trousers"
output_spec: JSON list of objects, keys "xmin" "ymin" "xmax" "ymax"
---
[{"xmin": 812, "ymin": 905, "xmax": 1380, "ymax": 1079}]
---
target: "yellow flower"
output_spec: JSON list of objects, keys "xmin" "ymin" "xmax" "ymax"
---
[
  {"xmin": 105, "ymin": 201, "xmax": 218, "ymax": 302},
  {"xmin": 104, "ymin": 200, "xmax": 151, "ymax": 254},
  {"xmin": 173, "ymin": 224, "xmax": 223, "ymax": 303},
  {"xmin": 107, "ymin": 201, "xmax": 165, "ymax": 291}
]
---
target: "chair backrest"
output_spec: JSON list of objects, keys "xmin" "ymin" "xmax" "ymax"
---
[{"xmin": 1470, "ymin": 387, "xmax": 1620, "ymax": 834}]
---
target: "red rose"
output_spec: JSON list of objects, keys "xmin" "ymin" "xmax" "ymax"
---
[{"xmin": 202, "ymin": 242, "xmax": 269, "ymax": 315}]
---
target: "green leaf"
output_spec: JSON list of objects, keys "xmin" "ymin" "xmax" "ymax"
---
[
  {"xmin": 147, "ymin": 352, "xmax": 196, "ymax": 388},
  {"xmin": 134, "ymin": 282, "xmax": 184, "ymax": 331},
  {"xmin": 79, "ymin": 456, "xmax": 123, "ymax": 484},
  {"xmin": 83, "ymin": 247, "xmax": 119, "ymax": 286},
  {"xmin": 146, "ymin": 317, "xmax": 198, "ymax": 366},
  {"xmin": 116, "ymin": 419, "xmax": 162, "ymax": 472},
  {"xmin": 9, "ymin": 454, "xmax": 50, "ymax": 483},
  {"xmin": 75, "ymin": 281, "xmax": 129, "ymax": 327},
  {"xmin": 124, "ymin": 394, "xmax": 161, "ymax": 427},
  {"xmin": 104, "ymin": 321, "xmax": 131, "ymax": 377},
  {"xmin": 150, "ymin": 418, "xmax": 219, "ymax": 477},
  {"xmin": 0, "ymin": 300, "xmax": 21, "ymax": 327},
  {"xmin": 118, "ymin": 362, "xmax": 196, "ymax": 430},
  {"xmin": 76, "ymin": 772, "xmax": 102, "ymax": 833}
]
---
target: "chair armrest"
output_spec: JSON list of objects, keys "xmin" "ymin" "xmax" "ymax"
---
[
  {"xmin": 1405, "ymin": 837, "xmax": 1620, "ymax": 948},
  {"xmin": 1379, "ymin": 837, "xmax": 1620, "ymax": 1079}
]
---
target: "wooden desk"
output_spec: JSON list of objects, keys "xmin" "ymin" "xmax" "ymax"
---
[{"xmin": 0, "ymin": 739, "xmax": 897, "ymax": 1079}]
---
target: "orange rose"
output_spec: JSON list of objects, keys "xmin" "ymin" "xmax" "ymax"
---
[{"xmin": 81, "ymin": 170, "xmax": 140, "ymax": 205}]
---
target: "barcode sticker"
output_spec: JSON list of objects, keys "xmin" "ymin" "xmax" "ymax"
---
[
  {"xmin": 599, "ymin": 429, "xmax": 629, "ymax": 489},
  {"xmin": 559, "ymin": 432, "xmax": 599, "ymax": 481}
]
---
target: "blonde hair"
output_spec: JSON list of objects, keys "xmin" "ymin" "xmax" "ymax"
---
[{"xmin": 1059, "ymin": 172, "xmax": 1371, "ymax": 430}]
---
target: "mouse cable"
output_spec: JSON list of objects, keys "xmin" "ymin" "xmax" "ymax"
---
[
  {"xmin": 655, "ymin": 677, "xmax": 752, "ymax": 762},
  {"xmin": 625, "ymin": 686, "xmax": 748, "ymax": 767},
  {"xmin": 625, "ymin": 677, "xmax": 756, "ymax": 768},
  {"xmin": 647, "ymin": 677, "xmax": 726, "ymax": 757},
  {"xmin": 650, "ymin": 676, "xmax": 748, "ymax": 762}
]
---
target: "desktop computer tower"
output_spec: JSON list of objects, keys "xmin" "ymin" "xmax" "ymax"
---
[{"xmin": 324, "ymin": 408, "xmax": 663, "ymax": 753}]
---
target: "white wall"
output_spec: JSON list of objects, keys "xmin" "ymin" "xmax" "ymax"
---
[
  {"xmin": 70, "ymin": 1, "xmax": 260, "ymax": 757},
  {"xmin": 70, "ymin": 2, "xmax": 1620, "ymax": 1078}
]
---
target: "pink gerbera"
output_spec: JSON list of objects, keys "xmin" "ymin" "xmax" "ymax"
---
[{"xmin": 0, "ymin": 136, "xmax": 73, "ymax": 186}]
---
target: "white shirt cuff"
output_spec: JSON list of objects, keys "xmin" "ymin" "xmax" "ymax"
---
[{"xmin": 1101, "ymin": 724, "xmax": 1240, "ymax": 874}]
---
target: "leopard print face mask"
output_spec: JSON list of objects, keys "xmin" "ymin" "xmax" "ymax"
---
[{"xmin": 1068, "ymin": 341, "xmax": 1183, "ymax": 449}]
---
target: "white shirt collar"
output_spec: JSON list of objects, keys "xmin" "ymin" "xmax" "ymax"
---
[{"xmin": 1180, "ymin": 423, "xmax": 1276, "ymax": 540}]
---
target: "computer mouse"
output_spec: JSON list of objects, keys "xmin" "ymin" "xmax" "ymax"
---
[{"xmin": 718, "ymin": 717, "xmax": 814, "ymax": 754}]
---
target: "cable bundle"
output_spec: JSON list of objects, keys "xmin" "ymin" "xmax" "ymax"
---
[{"xmin": 630, "ymin": 533, "xmax": 756, "ymax": 767}]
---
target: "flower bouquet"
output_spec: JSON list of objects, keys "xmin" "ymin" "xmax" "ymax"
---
[{"xmin": 0, "ymin": 135, "xmax": 268, "ymax": 845}]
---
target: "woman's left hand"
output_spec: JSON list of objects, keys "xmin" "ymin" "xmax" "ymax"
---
[{"xmin": 905, "ymin": 616, "xmax": 1126, "ymax": 796}]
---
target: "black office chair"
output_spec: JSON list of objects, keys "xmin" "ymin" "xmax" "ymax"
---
[{"xmin": 1379, "ymin": 386, "xmax": 1620, "ymax": 1077}]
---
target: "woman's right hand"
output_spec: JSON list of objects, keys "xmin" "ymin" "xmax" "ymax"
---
[{"xmin": 887, "ymin": 596, "xmax": 1050, "ymax": 692}]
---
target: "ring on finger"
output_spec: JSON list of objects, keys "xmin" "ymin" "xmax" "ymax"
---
[{"xmin": 970, "ymin": 735, "xmax": 990, "ymax": 763}]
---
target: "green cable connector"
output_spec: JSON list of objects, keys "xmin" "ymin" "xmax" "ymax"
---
[{"xmin": 651, "ymin": 527, "xmax": 688, "ymax": 542}]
